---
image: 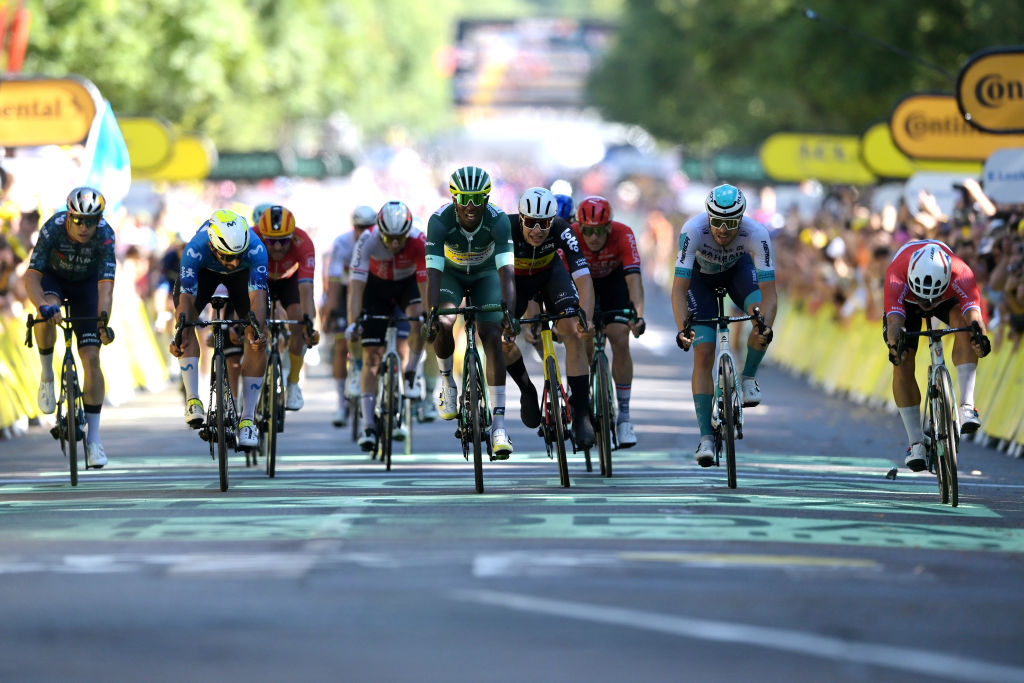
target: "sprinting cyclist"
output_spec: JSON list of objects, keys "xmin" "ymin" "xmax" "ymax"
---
[
  {"xmin": 573, "ymin": 195, "xmax": 646, "ymax": 448},
  {"xmin": 883, "ymin": 240, "xmax": 990, "ymax": 471},
  {"xmin": 169, "ymin": 210, "xmax": 269, "ymax": 450},
  {"xmin": 254, "ymin": 205, "xmax": 320, "ymax": 410},
  {"xmin": 423, "ymin": 165, "xmax": 517, "ymax": 457},
  {"xmin": 672, "ymin": 184, "xmax": 776, "ymax": 466},
  {"xmin": 503, "ymin": 187, "xmax": 595, "ymax": 448},
  {"xmin": 24, "ymin": 187, "xmax": 115, "ymax": 468},
  {"xmin": 324, "ymin": 205, "xmax": 377, "ymax": 426},
  {"xmin": 346, "ymin": 200, "xmax": 427, "ymax": 450}
]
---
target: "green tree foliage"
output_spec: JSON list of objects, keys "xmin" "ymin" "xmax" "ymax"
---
[{"xmin": 587, "ymin": 0, "xmax": 1024, "ymax": 153}]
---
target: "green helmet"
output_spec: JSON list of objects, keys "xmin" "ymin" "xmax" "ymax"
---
[
  {"xmin": 448, "ymin": 166, "xmax": 492, "ymax": 196},
  {"xmin": 252, "ymin": 202, "xmax": 273, "ymax": 226}
]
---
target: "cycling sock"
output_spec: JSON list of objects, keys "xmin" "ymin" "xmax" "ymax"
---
[
  {"xmin": 39, "ymin": 349, "xmax": 54, "ymax": 382},
  {"xmin": 406, "ymin": 347, "xmax": 423, "ymax": 377},
  {"xmin": 84, "ymin": 403, "xmax": 101, "ymax": 444},
  {"xmin": 438, "ymin": 354, "xmax": 454, "ymax": 375},
  {"xmin": 568, "ymin": 374, "xmax": 589, "ymax": 418},
  {"xmin": 336, "ymin": 378, "xmax": 346, "ymax": 405},
  {"xmin": 615, "ymin": 383, "xmax": 631, "ymax": 423},
  {"xmin": 490, "ymin": 385, "xmax": 506, "ymax": 426},
  {"xmin": 423, "ymin": 351, "xmax": 438, "ymax": 393},
  {"xmin": 742, "ymin": 345, "xmax": 767, "ymax": 378},
  {"xmin": 362, "ymin": 393, "xmax": 376, "ymax": 429},
  {"xmin": 180, "ymin": 357, "xmax": 200, "ymax": 400},
  {"xmin": 898, "ymin": 405, "xmax": 924, "ymax": 445},
  {"xmin": 288, "ymin": 352, "xmax": 303, "ymax": 384},
  {"xmin": 957, "ymin": 363, "xmax": 977, "ymax": 406},
  {"xmin": 694, "ymin": 393, "xmax": 714, "ymax": 437},
  {"xmin": 506, "ymin": 356, "xmax": 533, "ymax": 393},
  {"xmin": 241, "ymin": 376, "xmax": 262, "ymax": 421}
]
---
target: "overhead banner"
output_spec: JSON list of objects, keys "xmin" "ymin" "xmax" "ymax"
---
[
  {"xmin": 890, "ymin": 92, "xmax": 1024, "ymax": 161},
  {"xmin": 957, "ymin": 46, "xmax": 1024, "ymax": 134},
  {"xmin": 0, "ymin": 75, "xmax": 101, "ymax": 146},
  {"xmin": 759, "ymin": 133, "xmax": 875, "ymax": 184},
  {"xmin": 134, "ymin": 134, "xmax": 217, "ymax": 182},
  {"xmin": 860, "ymin": 122, "xmax": 982, "ymax": 179},
  {"xmin": 983, "ymin": 147, "xmax": 1024, "ymax": 204},
  {"xmin": 118, "ymin": 116, "xmax": 175, "ymax": 173}
]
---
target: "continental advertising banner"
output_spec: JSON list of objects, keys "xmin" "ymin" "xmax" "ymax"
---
[
  {"xmin": 0, "ymin": 75, "xmax": 101, "ymax": 146},
  {"xmin": 860, "ymin": 121, "xmax": 981, "ymax": 179},
  {"xmin": 759, "ymin": 132, "xmax": 875, "ymax": 184},
  {"xmin": 890, "ymin": 92, "xmax": 1024, "ymax": 161},
  {"xmin": 957, "ymin": 47, "xmax": 1024, "ymax": 134}
]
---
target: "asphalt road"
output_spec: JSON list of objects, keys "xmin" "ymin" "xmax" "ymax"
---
[{"xmin": 2, "ymin": 292, "xmax": 1023, "ymax": 682}]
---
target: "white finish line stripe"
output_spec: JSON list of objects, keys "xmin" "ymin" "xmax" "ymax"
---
[{"xmin": 451, "ymin": 589, "xmax": 1024, "ymax": 683}]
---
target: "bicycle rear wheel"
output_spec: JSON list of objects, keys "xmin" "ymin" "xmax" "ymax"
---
[
  {"xmin": 594, "ymin": 352, "xmax": 613, "ymax": 477},
  {"xmin": 547, "ymin": 357, "xmax": 570, "ymax": 488},
  {"xmin": 63, "ymin": 358, "xmax": 78, "ymax": 486},
  {"xmin": 214, "ymin": 353, "xmax": 230, "ymax": 491},
  {"xmin": 467, "ymin": 352, "xmax": 484, "ymax": 493},
  {"xmin": 261, "ymin": 353, "xmax": 281, "ymax": 477},
  {"xmin": 720, "ymin": 355, "xmax": 738, "ymax": 489},
  {"xmin": 381, "ymin": 357, "xmax": 398, "ymax": 472},
  {"xmin": 936, "ymin": 366, "xmax": 959, "ymax": 506}
]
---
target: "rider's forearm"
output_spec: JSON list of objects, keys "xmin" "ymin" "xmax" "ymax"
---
[
  {"xmin": 23, "ymin": 270, "xmax": 45, "ymax": 308},
  {"xmin": 426, "ymin": 269, "xmax": 441, "ymax": 310},
  {"xmin": 249, "ymin": 290, "xmax": 267, "ymax": 324},
  {"xmin": 626, "ymin": 272, "xmax": 645, "ymax": 319},
  {"xmin": 885, "ymin": 312, "xmax": 906, "ymax": 346},
  {"xmin": 759, "ymin": 281, "xmax": 777, "ymax": 328},
  {"xmin": 574, "ymin": 273, "xmax": 594, "ymax": 322},
  {"xmin": 97, "ymin": 280, "xmax": 114, "ymax": 322},
  {"xmin": 499, "ymin": 266, "xmax": 516, "ymax": 315},
  {"xmin": 671, "ymin": 276, "xmax": 690, "ymax": 330},
  {"xmin": 299, "ymin": 282, "xmax": 316, "ymax": 322},
  {"xmin": 347, "ymin": 279, "xmax": 366, "ymax": 322}
]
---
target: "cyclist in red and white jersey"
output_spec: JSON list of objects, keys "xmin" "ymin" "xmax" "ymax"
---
[
  {"xmin": 572, "ymin": 196, "xmax": 646, "ymax": 448},
  {"xmin": 883, "ymin": 239, "xmax": 990, "ymax": 471},
  {"xmin": 347, "ymin": 201, "xmax": 427, "ymax": 450}
]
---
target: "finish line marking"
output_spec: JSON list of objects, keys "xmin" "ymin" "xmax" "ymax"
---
[{"xmin": 451, "ymin": 589, "xmax": 1024, "ymax": 683}]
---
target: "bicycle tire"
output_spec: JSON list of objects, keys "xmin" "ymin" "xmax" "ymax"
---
[
  {"xmin": 720, "ymin": 355, "xmax": 738, "ymax": 489},
  {"xmin": 265, "ymin": 353, "xmax": 281, "ymax": 477},
  {"xmin": 381, "ymin": 357, "xmax": 396, "ymax": 472},
  {"xmin": 595, "ymin": 352, "xmax": 613, "ymax": 477},
  {"xmin": 547, "ymin": 357, "xmax": 570, "ymax": 488},
  {"xmin": 215, "ymin": 353, "xmax": 229, "ymax": 492},
  {"xmin": 468, "ymin": 351, "xmax": 484, "ymax": 493},
  {"xmin": 64, "ymin": 358, "xmax": 78, "ymax": 486},
  {"xmin": 936, "ymin": 366, "xmax": 959, "ymax": 506}
]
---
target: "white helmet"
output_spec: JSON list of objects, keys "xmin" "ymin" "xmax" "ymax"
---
[
  {"xmin": 67, "ymin": 186, "xmax": 105, "ymax": 216},
  {"xmin": 352, "ymin": 205, "xmax": 377, "ymax": 228},
  {"xmin": 519, "ymin": 187, "xmax": 557, "ymax": 220},
  {"xmin": 376, "ymin": 200, "xmax": 413, "ymax": 238},
  {"xmin": 907, "ymin": 244, "xmax": 952, "ymax": 302},
  {"xmin": 207, "ymin": 209, "xmax": 251, "ymax": 255}
]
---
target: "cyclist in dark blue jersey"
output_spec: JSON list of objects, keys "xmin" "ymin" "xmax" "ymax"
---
[
  {"xmin": 24, "ymin": 187, "xmax": 115, "ymax": 468},
  {"xmin": 168, "ymin": 209, "xmax": 269, "ymax": 449}
]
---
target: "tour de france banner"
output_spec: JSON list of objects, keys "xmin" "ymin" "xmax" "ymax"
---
[
  {"xmin": 889, "ymin": 92, "xmax": 1024, "ymax": 161},
  {"xmin": 983, "ymin": 148, "xmax": 1024, "ymax": 205},
  {"xmin": 957, "ymin": 46, "xmax": 1024, "ymax": 135}
]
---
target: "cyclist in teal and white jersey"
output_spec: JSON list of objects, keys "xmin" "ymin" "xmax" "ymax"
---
[
  {"xmin": 423, "ymin": 166, "xmax": 518, "ymax": 457},
  {"xmin": 671, "ymin": 184, "xmax": 776, "ymax": 466}
]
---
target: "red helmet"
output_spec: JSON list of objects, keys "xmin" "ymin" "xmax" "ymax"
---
[{"xmin": 577, "ymin": 196, "xmax": 612, "ymax": 226}]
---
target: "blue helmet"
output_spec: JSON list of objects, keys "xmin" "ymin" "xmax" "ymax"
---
[
  {"xmin": 554, "ymin": 194, "xmax": 574, "ymax": 221},
  {"xmin": 705, "ymin": 184, "xmax": 746, "ymax": 220}
]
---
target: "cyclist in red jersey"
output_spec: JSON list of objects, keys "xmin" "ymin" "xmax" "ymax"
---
[
  {"xmin": 883, "ymin": 240, "xmax": 990, "ymax": 471},
  {"xmin": 572, "ymin": 196, "xmax": 646, "ymax": 448},
  {"xmin": 255, "ymin": 206, "xmax": 320, "ymax": 411}
]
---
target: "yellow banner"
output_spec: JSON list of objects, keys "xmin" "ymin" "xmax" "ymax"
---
[
  {"xmin": 118, "ymin": 116, "xmax": 175, "ymax": 173},
  {"xmin": 134, "ymin": 134, "xmax": 217, "ymax": 182},
  {"xmin": 0, "ymin": 75, "xmax": 100, "ymax": 146},
  {"xmin": 860, "ymin": 122, "xmax": 982, "ymax": 179},
  {"xmin": 890, "ymin": 92, "xmax": 1024, "ymax": 161},
  {"xmin": 957, "ymin": 47, "xmax": 1024, "ymax": 134},
  {"xmin": 759, "ymin": 133, "xmax": 875, "ymax": 184}
]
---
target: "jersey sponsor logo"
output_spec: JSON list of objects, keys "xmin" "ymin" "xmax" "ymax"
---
[
  {"xmin": 444, "ymin": 242, "xmax": 494, "ymax": 267},
  {"xmin": 626, "ymin": 232, "xmax": 639, "ymax": 259},
  {"xmin": 680, "ymin": 234, "xmax": 690, "ymax": 258},
  {"xmin": 761, "ymin": 240, "xmax": 771, "ymax": 267},
  {"xmin": 187, "ymin": 247, "xmax": 202, "ymax": 259},
  {"xmin": 561, "ymin": 228, "xmax": 579, "ymax": 252},
  {"xmin": 514, "ymin": 251, "xmax": 555, "ymax": 271}
]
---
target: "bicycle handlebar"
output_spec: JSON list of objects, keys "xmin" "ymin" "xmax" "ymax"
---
[
  {"xmin": 173, "ymin": 311, "xmax": 265, "ymax": 348},
  {"xmin": 435, "ymin": 303, "xmax": 507, "ymax": 316},
  {"xmin": 894, "ymin": 320, "xmax": 989, "ymax": 361},
  {"xmin": 25, "ymin": 311, "xmax": 115, "ymax": 348},
  {"xmin": 518, "ymin": 306, "xmax": 587, "ymax": 331}
]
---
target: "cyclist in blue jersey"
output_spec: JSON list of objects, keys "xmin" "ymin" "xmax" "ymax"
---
[
  {"xmin": 24, "ymin": 187, "xmax": 116, "ymax": 468},
  {"xmin": 169, "ymin": 210, "xmax": 269, "ymax": 449}
]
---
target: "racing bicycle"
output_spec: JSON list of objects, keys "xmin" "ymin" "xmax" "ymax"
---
[{"xmin": 587, "ymin": 307, "xmax": 637, "ymax": 477}]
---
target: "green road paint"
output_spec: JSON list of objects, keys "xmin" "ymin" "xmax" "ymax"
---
[{"xmin": 616, "ymin": 551, "xmax": 880, "ymax": 569}]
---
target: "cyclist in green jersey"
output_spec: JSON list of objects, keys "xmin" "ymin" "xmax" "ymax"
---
[{"xmin": 424, "ymin": 166, "xmax": 518, "ymax": 457}]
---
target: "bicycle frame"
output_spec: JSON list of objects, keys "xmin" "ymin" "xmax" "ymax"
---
[
  {"xmin": 588, "ymin": 307, "xmax": 635, "ymax": 477},
  {"xmin": 256, "ymin": 311, "xmax": 308, "ymax": 476},
  {"xmin": 358, "ymin": 312, "xmax": 412, "ymax": 471}
]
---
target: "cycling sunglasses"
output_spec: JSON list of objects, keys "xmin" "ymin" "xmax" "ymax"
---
[
  {"xmin": 709, "ymin": 217, "xmax": 741, "ymax": 231},
  {"xmin": 70, "ymin": 214, "xmax": 101, "ymax": 227},
  {"xmin": 381, "ymin": 233, "xmax": 407, "ymax": 247},
  {"xmin": 581, "ymin": 223, "xmax": 610, "ymax": 237},
  {"xmin": 265, "ymin": 236, "xmax": 292, "ymax": 247},
  {"xmin": 522, "ymin": 216, "xmax": 553, "ymax": 232},
  {"xmin": 453, "ymin": 192, "xmax": 489, "ymax": 207}
]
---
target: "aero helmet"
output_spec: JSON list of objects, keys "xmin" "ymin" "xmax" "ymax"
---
[
  {"xmin": 554, "ymin": 194, "xmax": 574, "ymax": 221},
  {"xmin": 257, "ymin": 205, "xmax": 296, "ymax": 239},
  {"xmin": 376, "ymin": 200, "xmax": 413, "ymax": 238},
  {"xmin": 66, "ymin": 187, "xmax": 105, "ymax": 216},
  {"xmin": 207, "ymin": 209, "xmax": 251, "ymax": 255},
  {"xmin": 448, "ymin": 165, "xmax": 492, "ymax": 195},
  {"xmin": 519, "ymin": 187, "xmax": 557, "ymax": 220},
  {"xmin": 252, "ymin": 202, "xmax": 273, "ymax": 226},
  {"xmin": 705, "ymin": 184, "xmax": 746, "ymax": 221},
  {"xmin": 577, "ymin": 196, "xmax": 612, "ymax": 226},
  {"xmin": 907, "ymin": 244, "xmax": 952, "ymax": 302},
  {"xmin": 352, "ymin": 205, "xmax": 377, "ymax": 227}
]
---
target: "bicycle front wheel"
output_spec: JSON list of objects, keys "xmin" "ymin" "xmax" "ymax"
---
[
  {"xmin": 262, "ymin": 353, "xmax": 281, "ymax": 477},
  {"xmin": 467, "ymin": 352, "xmax": 484, "ymax": 493},
  {"xmin": 214, "ymin": 353, "xmax": 230, "ymax": 492},
  {"xmin": 936, "ymin": 366, "xmax": 959, "ymax": 506},
  {"xmin": 380, "ymin": 357, "xmax": 398, "ymax": 472},
  {"xmin": 63, "ymin": 359, "xmax": 78, "ymax": 486},
  {"xmin": 720, "ymin": 355, "xmax": 738, "ymax": 489},
  {"xmin": 547, "ymin": 357, "xmax": 570, "ymax": 488},
  {"xmin": 594, "ymin": 352, "xmax": 613, "ymax": 477}
]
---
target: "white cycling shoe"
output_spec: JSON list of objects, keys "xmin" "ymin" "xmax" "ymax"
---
[
  {"xmin": 286, "ymin": 383, "xmax": 304, "ymax": 411},
  {"xmin": 237, "ymin": 419, "xmax": 258, "ymax": 449},
  {"xmin": 38, "ymin": 379, "xmax": 56, "ymax": 415},
  {"xmin": 184, "ymin": 398, "xmax": 205, "ymax": 428},
  {"xmin": 332, "ymin": 405, "xmax": 348, "ymax": 428},
  {"xmin": 695, "ymin": 436, "xmax": 715, "ymax": 468},
  {"xmin": 959, "ymin": 404, "xmax": 981, "ymax": 435},
  {"xmin": 392, "ymin": 424, "xmax": 408, "ymax": 442},
  {"xmin": 904, "ymin": 442, "xmax": 927, "ymax": 472},
  {"xmin": 741, "ymin": 377, "xmax": 761, "ymax": 407},
  {"xmin": 491, "ymin": 427, "xmax": 513, "ymax": 460},
  {"xmin": 616, "ymin": 420, "xmax": 637, "ymax": 448},
  {"xmin": 86, "ymin": 442, "xmax": 108, "ymax": 468},
  {"xmin": 437, "ymin": 383, "xmax": 459, "ymax": 421}
]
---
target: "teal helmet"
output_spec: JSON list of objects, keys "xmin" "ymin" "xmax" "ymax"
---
[
  {"xmin": 448, "ymin": 166, "xmax": 492, "ymax": 196},
  {"xmin": 705, "ymin": 184, "xmax": 746, "ymax": 220},
  {"xmin": 252, "ymin": 202, "xmax": 274, "ymax": 226}
]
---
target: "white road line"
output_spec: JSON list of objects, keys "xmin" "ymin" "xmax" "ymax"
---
[{"xmin": 451, "ymin": 589, "xmax": 1024, "ymax": 683}]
